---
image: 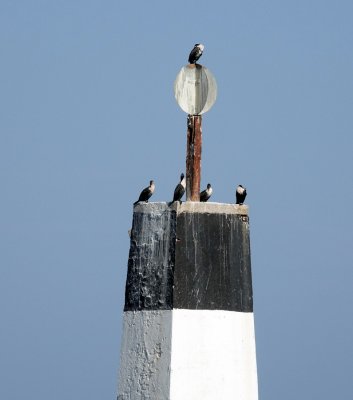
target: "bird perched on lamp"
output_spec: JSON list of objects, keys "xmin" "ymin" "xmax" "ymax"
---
[{"xmin": 188, "ymin": 44, "xmax": 204, "ymax": 64}]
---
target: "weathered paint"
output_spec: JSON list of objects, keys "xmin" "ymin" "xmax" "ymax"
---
[
  {"xmin": 170, "ymin": 310, "xmax": 258, "ymax": 400},
  {"xmin": 174, "ymin": 65, "xmax": 217, "ymax": 115},
  {"xmin": 124, "ymin": 202, "xmax": 252, "ymax": 312},
  {"xmin": 174, "ymin": 204, "xmax": 253, "ymax": 311},
  {"xmin": 117, "ymin": 311, "xmax": 172, "ymax": 400},
  {"xmin": 124, "ymin": 203, "xmax": 176, "ymax": 311}
]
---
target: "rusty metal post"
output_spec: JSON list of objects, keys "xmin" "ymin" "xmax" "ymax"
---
[{"xmin": 186, "ymin": 114, "xmax": 202, "ymax": 201}]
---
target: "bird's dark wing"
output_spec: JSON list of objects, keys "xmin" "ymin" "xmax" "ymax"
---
[
  {"xmin": 138, "ymin": 187, "xmax": 151, "ymax": 202},
  {"xmin": 236, "ymin": 190, "xmax": 247, "ymax": 204},
  {"xmin": 200, "ymin": 190, "xmax": 207, "ymax": 202},
  {"xmin": 188, "ymin": 48, "xmax": 198, "ymax": 63},
  {"xmin": 173, "ymin": 184, "xmax": 185, "ymax": 201},
  {"xmin": 236, "ymin": 192, "xmax": 241, "ymax": 204}
]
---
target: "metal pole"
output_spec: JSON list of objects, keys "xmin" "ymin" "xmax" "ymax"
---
[{"xmin": 186, "ymin": 114, "xmax": 202, "ymax": 201}]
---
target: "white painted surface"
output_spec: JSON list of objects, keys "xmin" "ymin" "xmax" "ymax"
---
[
  {"xmin": 170, "ymin": 310, "xmax": 258, "ymax": 400},
  {"xmin": 174, "ymin": 65, "xmax": 217, "ymax": 115},
  {"xmin": 117, "ymin": 310, "xmax": 258, "ymax": 400},
  {"xmin": 117, "ymin": 311, "xmax": 172, "ymax": 400}
]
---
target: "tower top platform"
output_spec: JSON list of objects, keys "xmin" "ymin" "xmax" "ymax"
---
[{"xmin": 133, "ymin": 201, "xmax": 249, "ymax": 216}]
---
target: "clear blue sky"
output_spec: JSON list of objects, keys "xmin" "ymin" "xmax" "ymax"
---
[{"xmin": 1, "ymin": 1, "xmax": 353, "ymax": 399}]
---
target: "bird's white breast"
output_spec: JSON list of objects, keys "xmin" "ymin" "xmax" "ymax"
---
[{"xmin": 236, "ymin": 186, "xmax": 245, "ymax": 195}]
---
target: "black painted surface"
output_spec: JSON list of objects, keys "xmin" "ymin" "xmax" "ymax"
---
[
  {"xmin": 174, "ymin": 212, "xmax": 253, "ymax": 312},
  {"xmin": 124, "ymin": 204, "xmax": 253, "ymax": 312},
  {"xmin": 124, "ymin": 205, "xmax": 176, "ymax": 311}
]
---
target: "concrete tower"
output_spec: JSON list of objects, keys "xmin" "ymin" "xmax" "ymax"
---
[
  {"xmin": 117, "ymin": 58, "xmax": 258, "ymax": 400},
  {"xmin": 117, "ymin": 202, "xmax": 258, "ymax": 399}
]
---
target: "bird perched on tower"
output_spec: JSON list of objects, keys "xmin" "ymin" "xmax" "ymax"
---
[
  {"xmin": 236, "ymin": 184, "xmax": 247, "ymax": 205},
  {"xmin": 200, "ymin": 183, "xmax": 213, "ymax": 202},
  {"xmin": 188, "ymin": 44, "xmax": 204, "ymax": 64},
  {"xmin": 134, "ymin": 180, "xmax": 155, "ymax": 205},
  {"xmin": 172, "ymin": 173, "xmax": 186, "ymax": 203}
]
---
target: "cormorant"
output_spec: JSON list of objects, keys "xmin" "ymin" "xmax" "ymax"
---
[
  {"xmin": 172, "ymin": 173, "xmax": 186, "ymax": 202},
  {"xmin": 134, "ymin": 180, "xmax": 155, "ymax": 205},
  {"xmin": 188, "ymin": 44, "xmax": 204, "ymax": 64},
  {"xmin": 236, "ymin": 184, "xmax": 247, "ymax": 205},
  {"xmin": 200, "ymin": 183, "xmax": 212, "ymax": 202}
]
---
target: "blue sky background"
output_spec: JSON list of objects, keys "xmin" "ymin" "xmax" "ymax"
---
[{"xmin": 1, "ymin": 1, "xmax": 353, "ymax": 399}]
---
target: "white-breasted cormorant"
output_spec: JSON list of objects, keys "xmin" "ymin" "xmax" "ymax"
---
[
  {"xmin": 188, "ymin": 44, "xmax": 204, "ymax": 64},
  {"xmin": 200, "ymin": 183, "xmax": 212, "ymax": 202},
  {"xmin": 236, "ymin": 184, "xmax": 247, "ymax": 205},
  {"xmin": 173, "ymin": 173, "xmax": 186, "ymax": 202},
  {"xmin": 134, "ymin": 180, "xmax": 155, "ymax": 205}
]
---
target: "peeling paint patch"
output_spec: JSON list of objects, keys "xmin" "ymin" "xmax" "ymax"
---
[{"xmin": 117, "ymin": 311, "xmax": 172, "ymax": 400}]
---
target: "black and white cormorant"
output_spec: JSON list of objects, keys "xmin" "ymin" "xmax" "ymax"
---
[
  {"xmin": 188, "ymin": 44, "xmax": 204, "ymax": 64},
  {"xmin": 200, "ymin": 183, "xmax": 212, "ymax": 202},
  {"xmin": 236, "ymin": 184, "xmax": 247, "ymax": 205},
  {"xmin": 134, "ymin": 180, "xmax": 155, "ymax": 205},
  {"xmin": 172, "ymin": 173, "xmax": 186, "ymax": 203}
]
